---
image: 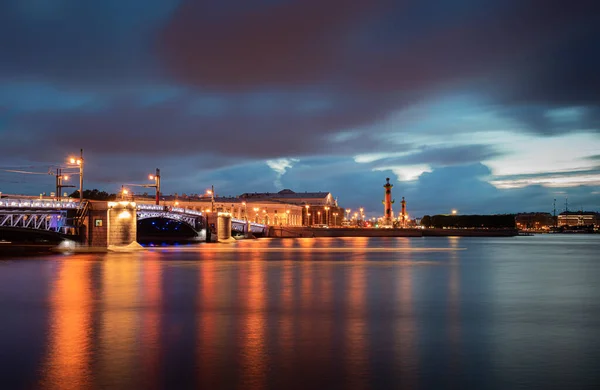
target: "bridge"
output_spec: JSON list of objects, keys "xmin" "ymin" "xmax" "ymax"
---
[{"xmin": 0, "ymin": 198, "xmax": 269, "ymax": 247}]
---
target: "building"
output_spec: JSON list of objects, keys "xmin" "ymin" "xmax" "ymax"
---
[
  {"xmin": 240, "ymin": 189, "xmax": 344, "ymax": 226},
  {"xmin": 136, "ymin": 194, "xmax": 304, "ymax": 226},
  {"xmin": 515, "ymin": 212, "xmax": 554, "ymax": 230},
  {"xmin": 558, "ymin": 211, "xmax": 600, "ymax": 227}
]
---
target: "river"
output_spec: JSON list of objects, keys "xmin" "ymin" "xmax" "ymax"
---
[{"xmin": 0, "ymin": 235, "xmax": 598, "ymax": 389}]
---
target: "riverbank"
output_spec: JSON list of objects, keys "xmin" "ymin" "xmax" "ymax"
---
[{"xmin": 269, "ymin": 227, "xmax": 518, "ymax": 238}]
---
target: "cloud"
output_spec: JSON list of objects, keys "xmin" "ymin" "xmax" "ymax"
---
[{"xmin": 266, "ymin": 158, "xmax": 300, "ymax": 188}]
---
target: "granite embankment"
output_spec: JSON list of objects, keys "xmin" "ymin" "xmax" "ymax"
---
[{"xmin": 269, "ymin": 227, "xmax": 518, "ymax": 238}]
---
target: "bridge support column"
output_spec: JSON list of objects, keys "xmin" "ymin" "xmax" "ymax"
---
[
  {"xmin": 245, "ymin": 220, "xmax": 255, "ymax": 239},
  {"xmin": 107, "ymin": 201, "xmax": 139, "ymax": 248},
  {"xmin": 217, "ymin": 213, "xmax": 235, "ymax": 242}
]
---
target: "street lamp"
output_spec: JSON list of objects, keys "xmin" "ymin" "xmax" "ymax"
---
[
  {"xmin": 304, "ymin": 204, "xmax": 310, "ymax": 226},
  {"xmin": 286, "ymin": 209, "xmax": 290, "ymax": 226},
  {"xmin": 242, "ymin": 201, "xmax": 247, "ymax": 221},
  {"xmin": 67, "ymin": 149, "xmax": 84, "ymax": 204},
  {"xmin": 207, "ymin": 185, "xmax": 215, "ymax": 212},
  {"xmin": 333, "ymin": 212, "xmax": 338, "ymax": 226},
  {"xmin": 324, "ymin": 206, "xmax": 330, "ymax": 226},
  {"xmin": 253, "ymin": 207, "xmax": 259, "ymax": 223},
  {"xmin": 146, "ymin": 168, "xmax": 161, "ymax": 205},
  {"xmin": 345, "ymin": 208, "xmax": 351, "ymax": 222},
  {"xmin": 54, "ymin": 168, "xmax": 74, "ymax": 201},
  {"xmin": 120, "ymin": 186, "xmax": 129, "ymax": 200},
  {"xmin": 317, "ymin": 211, "xmax": 321, "ymax": 224},
  {"xmin": 452, "ymin": 209, "xmax": 458, "ymax": 215}
]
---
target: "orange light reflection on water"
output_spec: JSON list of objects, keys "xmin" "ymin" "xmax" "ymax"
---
[
  {"xmin": 238, "ymin": 252, "xmax": 267, "ymax": 390},
  {"xmin": 40, "ymin": 259, "xmax": 92, "ymax": 390}
]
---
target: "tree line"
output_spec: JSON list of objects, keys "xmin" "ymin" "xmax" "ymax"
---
[{"xmin": 420, "ymin": 214, "xmax": 516, "ymax": 229}]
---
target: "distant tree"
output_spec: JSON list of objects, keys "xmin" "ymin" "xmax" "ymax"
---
[
  {"xmin": 421, "ymin": 215, "xmax": 432, "ymax": 227},
  {"xmin": 70, "ymin": 189, "xmax": 117, "ymax": 201}
]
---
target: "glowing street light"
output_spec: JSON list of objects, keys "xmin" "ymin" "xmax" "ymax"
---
[
  {"xmin": 144, "ymin": 168, "xmax": 161, "ymax": 205},
  {"xmin": 324, "ymin": 206, "xmax": 330, "ymax": 226},
  {"xmin": 345, "ymin": 208, "xmax": 351, "ymax": 221},
  {"xmin": 67, "ymin": 149, "xmax": 84, "ymax": 204},
  {"xmin": 304, "ymin": 204, "xmax": 310, "ymax": 226},
  {"xmin": 452, "ymin": 209, "xmax": 458, "ymax": 215},
  {"xmin": 207, "ymin": 185, "xmax": 215, "ymax": 212}
]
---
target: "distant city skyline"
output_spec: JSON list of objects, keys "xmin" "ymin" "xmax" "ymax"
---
[{"xmin": 1, "ymin": 0, "xmax": 599, "ymax": 216}]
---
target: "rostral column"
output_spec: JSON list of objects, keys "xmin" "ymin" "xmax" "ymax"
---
[{"xmin": 382, "ymin": 177, "xmax": 395, "ymax": 226}]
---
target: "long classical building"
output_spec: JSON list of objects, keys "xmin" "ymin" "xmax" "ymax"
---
[
  {"xmin": 134, "ymin": 189, "xmax": 344, "ymax": 227},
  {"xmin": 240, "ymin": 189, "xmax": 345, "ymax": 226}
]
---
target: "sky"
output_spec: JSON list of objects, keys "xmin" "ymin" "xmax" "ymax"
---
[{"xmin": 1, "ymin": 0, "xmax": 599, "ymax": 217}]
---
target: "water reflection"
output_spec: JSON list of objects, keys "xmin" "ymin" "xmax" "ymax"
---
[
  {"xmin": 8, "ymin": 236, "xmax": 595, "ymax": 389},
  {"xmin": 97, "ymin": 255, "xmax": 140, "ymax": 388},
  {"xmin": 239, "ymin": 260, "xmax": 267, "ymax": 389},
  {"xmin": 345, "ymin": 262, "xmax": 369, "ymax": 389},
  {"xmin": 40, "ymin": 259, "xmax": 92, "ymax": 390}
]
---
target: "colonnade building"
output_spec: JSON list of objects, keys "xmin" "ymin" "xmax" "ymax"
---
[{"xmin": 135, "ymin": 189, "xmax": 343, "ymax": 227}]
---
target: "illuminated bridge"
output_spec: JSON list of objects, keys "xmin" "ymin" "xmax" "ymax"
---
[{"xmin": 0, "ymin": 198, "xmax": 269, "ymax": 245}]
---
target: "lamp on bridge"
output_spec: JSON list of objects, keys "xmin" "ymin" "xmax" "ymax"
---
[
  {"xmin": 67, "ymin": 149, "xmax": 84, "ymax": 204},
  {"xmin": 120, "ymin": 186, "xmax": 130, "ymax": 201},
  {"xmin": 286, "ymin": 209, "xmax": 290, "ymax": 226},
  {"xmin": 206, "ymin": 185, "xmax": 215, "ymax": 212},
  {"xmin": 333, "ymin": 212, "xmax": 338, "ymax": 226},
  {"xmin": 146, "ymin": 168, "xmax": 161, "ymax": 205},
  {"xmin": 253, "ymin": 207, "xmax": 259, "ymax": 223},
  {"xmin": 54, "ymin": 168, "xmax": 75, "ymax": 201},
  {"xmin": 324, "ymin": 206, "xmax": 330, "ymax": 226},
  {"xmin": 242, "ymin": 201, "xmax": 247, "ymax": 221},
  {"xmin": 345, "ymin": 208, "xmax": 351, "ymax": 222}
]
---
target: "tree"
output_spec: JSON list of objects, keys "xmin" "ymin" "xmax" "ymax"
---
[
  {"xmin": 70, "ymin": 189, "xmax": 117, "ymax": 201},
  {"xmin": 421, "ymin": 215, "xmax": 432, "ymax": 227}
]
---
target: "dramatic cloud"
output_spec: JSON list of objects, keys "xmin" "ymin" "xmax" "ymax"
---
[{"xmin": 1, "ymin": 0, "xmax": 599, "ymax": 214}]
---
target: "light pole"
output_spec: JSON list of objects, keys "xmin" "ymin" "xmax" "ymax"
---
[
  {"xmin": 317, "ymin": 211, "xmax": 321, "ymax": 225},
  {"xmin": 242, "ymin": 201, "xmax": 247, "ymax": 221},
  {"xmin": 333, "ymin": 212, "xmax": 338, "ymax": 226},
  {"xmin": 286, "ymin": 209, "xmax": 290, "ymax": 226},
  {"xmin": 147, "ymin": 168, "xmax": 161, "ymax": 205},
  {"xmin": 345, "ymin": 208, "xmax": 351, "ymax": 223},
  {"xmin": 120, "ymin": 186, "xmax": 129, "ymax": 200},
  {"xmin": 304, "ymin": 204, "xmax": 310, "ymax": 226},
  {"xmin": 324, "ymin": 206, "xmax": 330, "ymax": 226},
  {"xmin": 55, "ymin": 169, "xmax": 74, "ymax": 201},
  {"xmin": 253, "ymin": 207, "xmax": 259, "ymax": 223},
  {"xmin": 68, "ymin": 149, "xmax": 84, "ymax": 204},
  {"xmin": 207, "ymin": 185, "xmax": 215, "ymax": 212}
]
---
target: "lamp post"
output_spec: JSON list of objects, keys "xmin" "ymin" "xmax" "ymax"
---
[
  {"xmin": 324, "ymin": 206, "xmax": 330, "ymax": 226},
  {"xmin": 242, "ymin": 201, "xmax": 247, "ymax": 221},
  {"xmin": 207, "ymin": 185, "xmax": 215, "ymax": 212},
  {"xmin": 286, "ymin": 209, "xmax": 290, "ymax": 226},
  {"xmin": 68, "ymin": 149, "xmax": 84, "ymax": 204},
  {"xmin": 147, "ymin": 168, "xmax": 161, "ymax": 205},
  {"xmin": 120, "ymin": 186, "xmax": 129, "ymax": 200},
  {"xmin": 304, "ymin": 204, "xmax": 310, "ymax": 226},
  {"xmin": 253, "ymin": 207, "xmax": 259, "ymax": 223},
  {"xmin": 55, "ymin": 169, "xmax": 74, "ymax": 201},
  {"xmin": 317, "ymin": 211, "xmax": 321, "ymax": 225},
  {"xmin": 333, "ymin": 212, "xmax": 338, "ymax": 226},
  {"xmin": 345, "ymin": 208, "xmax": 351, "ymax": 223}
]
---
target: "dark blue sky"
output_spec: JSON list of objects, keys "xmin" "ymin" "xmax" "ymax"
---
[{"xmin": 1, "ymin": 0, "xmax": 599, "ymax": 217}]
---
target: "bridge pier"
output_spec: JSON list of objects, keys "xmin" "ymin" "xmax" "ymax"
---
[
  {"xmin": 107, "ymin": 202, "xmax": 138, "ymax": 248},
  {"xmin": 217, "ymin": 213, "xmax": 235, "ymax": 242}
]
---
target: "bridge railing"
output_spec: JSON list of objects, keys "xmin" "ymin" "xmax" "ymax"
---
[
  {"xmin": 0, "ymin": 199, "xmax": 80, "ymax": 209},
  {"xmin": 136, "ymin": 203, "xmax": 204, "ymax": 216},
  {"xmin": 231, "ymin": 218, "xmax": 267, "ymax": 229}
]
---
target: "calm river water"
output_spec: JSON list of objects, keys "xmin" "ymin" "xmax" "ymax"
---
[{"xmin": 0, "ymin": 235, "xmax": 599, "ymax": 389}]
